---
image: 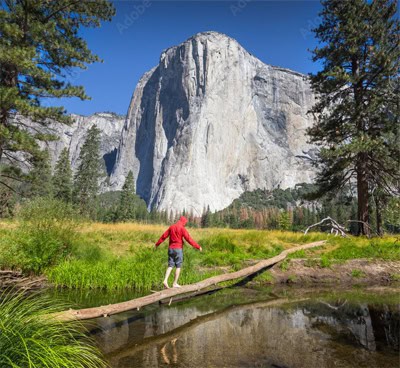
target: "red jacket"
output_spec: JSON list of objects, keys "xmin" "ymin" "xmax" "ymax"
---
[{"xmin": 155, "ymin": 216, "xmax": 201, "ymax": 250}]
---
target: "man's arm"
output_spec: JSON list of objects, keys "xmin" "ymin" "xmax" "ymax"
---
[
  {"xmin": 183, "ymin": 228, "xmax": 202, "ymax": 250},
  {"xmin": 155, "ymin": 228, "xmax": 170, "ymax": 247}
]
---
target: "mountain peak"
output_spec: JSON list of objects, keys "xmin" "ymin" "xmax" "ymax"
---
[{"xmin": 111, "ymin": 29, "xmax": 317, "ymax": 213}]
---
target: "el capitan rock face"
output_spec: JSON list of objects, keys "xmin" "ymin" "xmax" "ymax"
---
[{"xmin": 110, "ymin": 31, "xmax": 317, "ymax": 214}]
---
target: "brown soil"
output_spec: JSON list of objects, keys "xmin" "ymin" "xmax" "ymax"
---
[{"xmin": 267, "ymin": 259, "xmax": 400, "ymax": 285}]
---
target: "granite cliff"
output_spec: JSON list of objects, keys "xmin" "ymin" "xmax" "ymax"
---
[
  {"xmin": 37, "ymin": 112, "xmax": 124, "ymax": 176},
  {"xmin": 110, "ymin": 31, "xmax": 317, "ymax": 213}
]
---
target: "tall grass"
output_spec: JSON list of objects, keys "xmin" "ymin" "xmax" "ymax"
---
[
  {"xmin": 3, "ymin": 218, "xmax": 398, "ymax": 291},
  {"xmin": 0, "ymin": 198, "xmax": 80, "ymax": 274},
  {"xmin": 0, "ymin": 290, "xmax": 107, "ymax": 368},
  {"xmin": 48, "ymin": 229, "xmax": 304, "ymax": 291},
  {"xmin": 325, "ymin": 237, "xmax": 400, "ymax": 260},
  {"xmin": 288, "ymin": 236, "xmax": 400, "ymax": 261},
  {"xmin": 47, "ymin": 247, "xmax": 220, "ymax": 291}
]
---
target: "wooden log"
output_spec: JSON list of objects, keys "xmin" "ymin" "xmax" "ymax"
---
[
  {"xmin": 158, "ymin": 286, "xmax": 223, "ymax": 304},
  {"xmin": 51, "ymin": 240, "xmax": 326, "ymax": 322}
]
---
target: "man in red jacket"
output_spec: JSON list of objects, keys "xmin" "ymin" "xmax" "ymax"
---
[{"xmin": 155, "ymin": 216, "xmax": 202, "ymax": 288}]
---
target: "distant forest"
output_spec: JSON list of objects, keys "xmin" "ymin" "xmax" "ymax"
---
[{"xmin": 72, "ymin": 183, "xmax": 400, "ymax": 235}]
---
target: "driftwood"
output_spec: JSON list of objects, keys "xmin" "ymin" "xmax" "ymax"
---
[
  {"xmin": 0, "ymin": 270, "xmax": 46, "ymax": 290},
  {"xmin": 304, "ymin": 217, "xmax": 347, "ymax": 237},
  {"xmin": 51, "ymin": 240, "xmax": 326, "ymax": 322},
  {"xmin": 304, "ymin": 217, "xmax": 380, "ymax": 238}
]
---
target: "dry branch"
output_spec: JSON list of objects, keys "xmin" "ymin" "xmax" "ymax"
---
[
  {"xmin": 51, "ymin": 241, "xmax": 326, "ymax": 322},
  {"xmin": 304, "ymin": 217, "xmax": 347, "ymax": 237}
]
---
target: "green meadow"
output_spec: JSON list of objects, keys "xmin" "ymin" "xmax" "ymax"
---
[{"xmin": 1, "ymin": 217, "xmax": 398, "ymax": 292}]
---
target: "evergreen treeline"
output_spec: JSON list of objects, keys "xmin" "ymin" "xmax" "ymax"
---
[
  {"xmin": 0, "ymin": 125, "xmax": 155, "ymax": 223},
  {"xmin": 190, "ymin": 185, "xmax": 399, "ymax": 234},
  {"xmin": 1, "ymin": 125, "xmax": 399, "ymax": 233}
]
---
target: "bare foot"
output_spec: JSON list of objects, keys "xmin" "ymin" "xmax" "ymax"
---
[
  {"xmin": 163, "ymin": 282, "xmax": 170, "ymax": 289},
  {"xmin": 172, "ymin": 283, "xmax": 181, "ymax": 288}
]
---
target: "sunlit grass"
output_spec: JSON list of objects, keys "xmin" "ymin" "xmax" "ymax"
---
[
  {"xmin": 3, "ymin": 220, "xmax": 399, "ymax": 291},
  {"xmin": 0, "ymin": 289, "xmax": 107, "ymax": 368},
  {"xmin": 46, "ymin": 225, "xmax": 331, "ymax": 291},
  {"xmin": 47, "ymin": 247, "xmax": 221, "ymax": 291}
]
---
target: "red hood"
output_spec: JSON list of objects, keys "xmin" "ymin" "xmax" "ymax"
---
[{"xmin": 178, "ymin": 216, "xmax": 188, "ymax": 226}]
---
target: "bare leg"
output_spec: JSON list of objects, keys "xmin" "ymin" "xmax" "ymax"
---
[
  {"xmin": 173, "ymin": 267, "xmax": 181, "ymax": 288},
  {"xmin": 163, "ymin": 267, "xmax": 173, "ymax": 289}
]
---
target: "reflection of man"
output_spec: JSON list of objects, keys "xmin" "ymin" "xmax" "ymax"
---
[
  {"xmin": 155, "ymin": 216, "xmax": 202, "ymax": 289},
  {"xmin": 160, "ymin": 338, "xmax": 179, "ymax": 365}
]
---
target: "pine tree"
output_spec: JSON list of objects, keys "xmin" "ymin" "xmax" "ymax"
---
[
  {"xmin": 308, "ymin": 0, "xmax": 400, "ymax": 235},
  {"xmin": 0, "ymin": 1, "xmax": 115, "ymax": 189},
  {"xmin": 116, "ymin": 171, "xmax": 137, "ymax": 222},
  {"xmin": 52, "ymin": 148, "xmax": 73, "ymax": 203},
  {"xmin": 28, "ymin": 149, "xmax": 52, "ymax": 198},
  {"xmin": 278, "ymin": 211, "xmax": 291, "ymax": 230},
  {"xmin": 201, "ymin": 205, "xmax": 211, "ymax": 228},
  {"xmin": 73, "ymin": 125, "xmax": 104, "ymax": 214}
]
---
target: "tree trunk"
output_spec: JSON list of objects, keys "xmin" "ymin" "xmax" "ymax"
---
[
  {"xmin": 352, "ymin": 56, "xmax": 370, "ymax": 237},
  {"xmin": 357, "ymin": 155, "xmax": 370, "ymax": 236},
  {"xmin": 375, "ymin": 194, "xmax": 383, "ymax": 236}
]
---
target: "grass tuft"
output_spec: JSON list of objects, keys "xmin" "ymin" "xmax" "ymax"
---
[{"xmin": 0, "ymin": 289, "xmax": 106, "ymax": 368}]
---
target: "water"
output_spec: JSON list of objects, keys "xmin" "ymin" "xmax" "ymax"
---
[{"xmin": 55, "ymin": 287, "xmax": 400, "ymax": 368}]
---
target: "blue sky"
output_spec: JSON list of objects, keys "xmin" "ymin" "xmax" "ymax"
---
[{"xmin": 50, "ymin": 1, "xmax": 323, "ymax": 116}]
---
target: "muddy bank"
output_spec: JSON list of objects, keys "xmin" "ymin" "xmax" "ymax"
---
[{"xmin": 265, "ymin": 259, "xmax": 400, "ymax": 285}]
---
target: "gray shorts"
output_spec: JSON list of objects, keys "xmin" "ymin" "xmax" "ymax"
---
[{"xmin": 168, "ymin": 248, "xmax": 183, "ymax": 268}]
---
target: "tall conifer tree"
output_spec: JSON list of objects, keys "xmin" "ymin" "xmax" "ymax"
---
[
  {"xmin": 116, "ymin": 171, "xmax": 137, "ymax": 221},
  {"xmin": 73, "ymin": 125, "xmax": 104, "ymax": 214},
  {"xmin": 308, "ymin": 0, "xmax": 400, "ymax": 235},
  {"xmin": 28, "ymin": 148, "xmax": 52, "ymax": 198},
  {"xmin": 53, "ymin": 148, "xmax": 72, "ymax": 203},
  {"xmin": 0, "ymin": 1, "xmax": 114, "ymax": 188}
]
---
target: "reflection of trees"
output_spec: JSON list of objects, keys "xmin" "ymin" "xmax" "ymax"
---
[{"xmin": 369, "ymin": 305, "xmax": 399, "ymax": 352}]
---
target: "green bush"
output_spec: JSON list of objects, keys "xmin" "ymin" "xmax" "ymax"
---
[
  {"xmin": 14, "ymin": 197, "xmax": 80, "ymax": 273},
  {"xmin": 0, "ymin": 290, "xmax": 106, "ymax": 368}
]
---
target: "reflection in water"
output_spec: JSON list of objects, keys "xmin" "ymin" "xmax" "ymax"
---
[{"xmin": 91, "ymin": 290, "xmax": 399, "ymax": 368}]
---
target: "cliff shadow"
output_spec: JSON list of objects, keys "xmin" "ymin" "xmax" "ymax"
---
[
  {"xmin": 103, "ymin": 148, "xmax": 118, "ymax": 176},
  {"xmin": 135, "ymin": 67, "xmax": 160, "ymax": 204}
]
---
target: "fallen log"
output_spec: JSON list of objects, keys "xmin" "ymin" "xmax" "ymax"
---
[{"xmin": 52, "ymin": 240, "xmax": 326, "ymax": 322}]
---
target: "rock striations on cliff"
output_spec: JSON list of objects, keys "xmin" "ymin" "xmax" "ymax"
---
[
  {"xmin": 110, "ymin": 31, "xmax": 317, "ymax": 214},
  {"xmin": 38, "ymin": 112, "xmax": 124, "ymax": 175}
]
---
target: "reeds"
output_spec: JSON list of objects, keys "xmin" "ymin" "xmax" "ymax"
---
[{"xmin": 0, "ymin": 289, "xmax": 107, "ymax": 368}]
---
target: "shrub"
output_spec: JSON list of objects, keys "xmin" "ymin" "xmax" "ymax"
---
[
  {"xmin": 0, "ymin": 290, "xmax": 106, "ymax": 368},
  {"xmin": 15, "ymin": 197, "xmax": 80, "ymax": 273}
]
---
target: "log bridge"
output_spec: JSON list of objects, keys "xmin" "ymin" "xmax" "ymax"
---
[{"xmin": 52, "ymin": 240, "xmax": 326, "ymax": 322}]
